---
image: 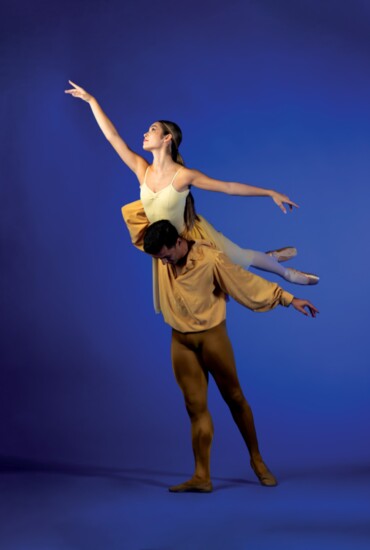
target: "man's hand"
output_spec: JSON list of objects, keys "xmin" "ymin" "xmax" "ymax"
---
[{"xmin": 292, "ymin": 298, "xmax": 319, "ymax": 317}]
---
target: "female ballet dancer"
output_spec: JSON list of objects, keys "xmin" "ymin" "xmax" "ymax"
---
[{"xmin": 65, "ymin": 81, "xmax": 319, "ymax": 309}]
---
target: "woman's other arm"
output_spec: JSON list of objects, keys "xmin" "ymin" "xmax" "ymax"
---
[
  {"xmin": 65, "ymin": 81, "xmax": 147, "ymax": 177},
  {"xmin": 183, "ymin": 168, "xmax": 298, "ymax": 214}
]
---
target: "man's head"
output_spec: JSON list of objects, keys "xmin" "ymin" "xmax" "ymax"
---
[{"xmin": 143, "ymin": 220, "xmax": 187, "ymax": 265}]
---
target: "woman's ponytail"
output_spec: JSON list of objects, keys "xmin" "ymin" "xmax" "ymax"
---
[{"xmin": 159, "ymin": 120, "xmax": 199, "ymax": 230}]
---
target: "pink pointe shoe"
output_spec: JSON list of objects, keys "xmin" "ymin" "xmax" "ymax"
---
[
  {"xmin": 285, "ymin": 268, "xmax": 320, "ymax": 285},
  {"xmin": 265, "ymin": 247, "xmax": 297, "ymax": 262}
]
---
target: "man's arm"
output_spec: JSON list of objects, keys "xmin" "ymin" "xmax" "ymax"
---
[
  {"xmin": 212, "ymin": 249, "xmax": 318, "ymax": 315},
  {"xmin": 121, "ymin": 200, "xmax": 149, "ymax": 251}
]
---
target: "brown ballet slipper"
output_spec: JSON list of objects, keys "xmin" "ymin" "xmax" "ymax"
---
[
  {"xmin": 265, "ymin": 247, "xmax": 297, "ymax": 262},
  {"xmin": 168, "ymin": 478, "xmax": 213, "ymax": 493},
  {"xmin": 250, "ymin": 459, "xmax": 278, "ymax": 487}
]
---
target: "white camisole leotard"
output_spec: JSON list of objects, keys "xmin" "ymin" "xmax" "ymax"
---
[{"xmin": 140, "ymin": 167, "xmax": 189, "ymax": 233}]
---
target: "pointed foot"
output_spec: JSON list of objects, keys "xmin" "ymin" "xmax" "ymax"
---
[
  {"xmin": 265, "ymin": 247, "xmax": 297, "ymax": 262},
  {"xmin": 285, "ymin": 268, "xmax": 320, "ymax": 285},
  {"xmin": 250, "ymin": 458, "xmax": 278, "ymax": 487}
]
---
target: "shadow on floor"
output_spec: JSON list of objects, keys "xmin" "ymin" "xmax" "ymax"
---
[{"xmin": 0, "ymin": 455, "xmax": 369, "ymax": 491}]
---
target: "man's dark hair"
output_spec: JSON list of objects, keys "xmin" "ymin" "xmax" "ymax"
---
[{"xmin": 143, "ymin": 220, "xmax": 179, "ymax": 255}]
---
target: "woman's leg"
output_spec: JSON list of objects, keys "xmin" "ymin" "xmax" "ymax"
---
[{"xmin": 216, "ymin": 233, "xmax": 318, "ymax": 285}]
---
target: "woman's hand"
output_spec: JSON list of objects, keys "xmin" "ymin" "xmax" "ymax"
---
[
  {"xmin": 186, "ymin": 170, "xmax": 300, "ymax": 213},
  {"xmin": 65, "ymin": 81, "xmax": 147, "ymax": 175},
  {"xmin": 64, "ymin": 80, "xmax": 93, "ymax": 103},
  {"xmin": 271, "ymin": 191, "xmax": 299, "ymax": 214}
]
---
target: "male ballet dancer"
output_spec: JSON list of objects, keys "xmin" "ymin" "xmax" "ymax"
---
[{"xmin": 126, "ymin": 218, "xmax": 318, "ymax": 492}]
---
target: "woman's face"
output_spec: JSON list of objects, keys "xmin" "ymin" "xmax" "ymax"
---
[{"xmin": 143, "ymin": 122, "xmax": 170, "ymax": 151}]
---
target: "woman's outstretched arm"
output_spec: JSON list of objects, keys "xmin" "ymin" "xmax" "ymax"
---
[
  {"xmin": 184, "ymin": 169, "xmax": 298, "ymax": 214},
  {"xmin": 65, "ymin": 81, "xmax": 147, "ymax": 177}
]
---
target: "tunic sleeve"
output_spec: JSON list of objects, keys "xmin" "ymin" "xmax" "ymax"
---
[
  {"xmin": 212, "ymin": 250, "xmax": 294, "ymax": 312},
  {"xmin": 121, "ymin": 200, "xmax": 149, "ymax": 251}
]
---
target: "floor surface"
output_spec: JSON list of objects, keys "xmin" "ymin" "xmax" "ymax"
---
[{"xmin": 1, "ymin": 457, "xmax": 369, "ymax": 550}]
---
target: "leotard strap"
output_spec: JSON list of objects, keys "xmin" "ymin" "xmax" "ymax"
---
[
  {"xmin": 143, "ymin": 166, "xmax": 150, "ymax": 186},
  {"xmin": 143, "ymin": 166, "xmax": 183, "ymax": 189},
  {"xmin": 170, "ymin": 166, "xmax": 183, "ymax": 186}
]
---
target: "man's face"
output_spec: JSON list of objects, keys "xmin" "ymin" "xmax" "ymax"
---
[{"xmin": 152, "ymin": 239, "xmax": 183, "ymax": 265}]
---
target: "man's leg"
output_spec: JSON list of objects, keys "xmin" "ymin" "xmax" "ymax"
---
[
  {"xmin": 169, "ymin": 329, "xmax": 214, "ymax": 493},
  {"xmin": 200, "ymin": 322, "xmax": 277, "ymax": 487}
]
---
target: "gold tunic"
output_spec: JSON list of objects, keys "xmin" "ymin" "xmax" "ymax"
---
[
  {"xmin": 122, "ymin": 201, "xmax": 294, "ymax": 332},
  {"xmin": 122, "ymin": 199, "xmax": 239, "ymax": 313}
]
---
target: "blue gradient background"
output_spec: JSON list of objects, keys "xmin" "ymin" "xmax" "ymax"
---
[{"xmin": 1, "ymin": 1, "xmax": 370, "ymax": 548}]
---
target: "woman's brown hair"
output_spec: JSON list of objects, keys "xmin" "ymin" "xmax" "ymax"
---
[{"xmin": 158, "ymin": 120, "xmax": 199, "ymax": 231}]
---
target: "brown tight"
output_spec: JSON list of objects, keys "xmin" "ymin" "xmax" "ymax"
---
[{"xmin": 171, "ymin": 321, "xmax": 269, "ymax": 485}]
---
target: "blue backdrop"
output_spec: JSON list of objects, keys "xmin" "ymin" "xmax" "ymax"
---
[{"xmin": 2, "ymin": 0, "xmax": 369, "ymax": 486}]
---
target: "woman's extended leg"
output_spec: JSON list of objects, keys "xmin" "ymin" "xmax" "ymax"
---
[{"xmin": 216, "ymin": 233, "xmax": 319, "ymax": 285}]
